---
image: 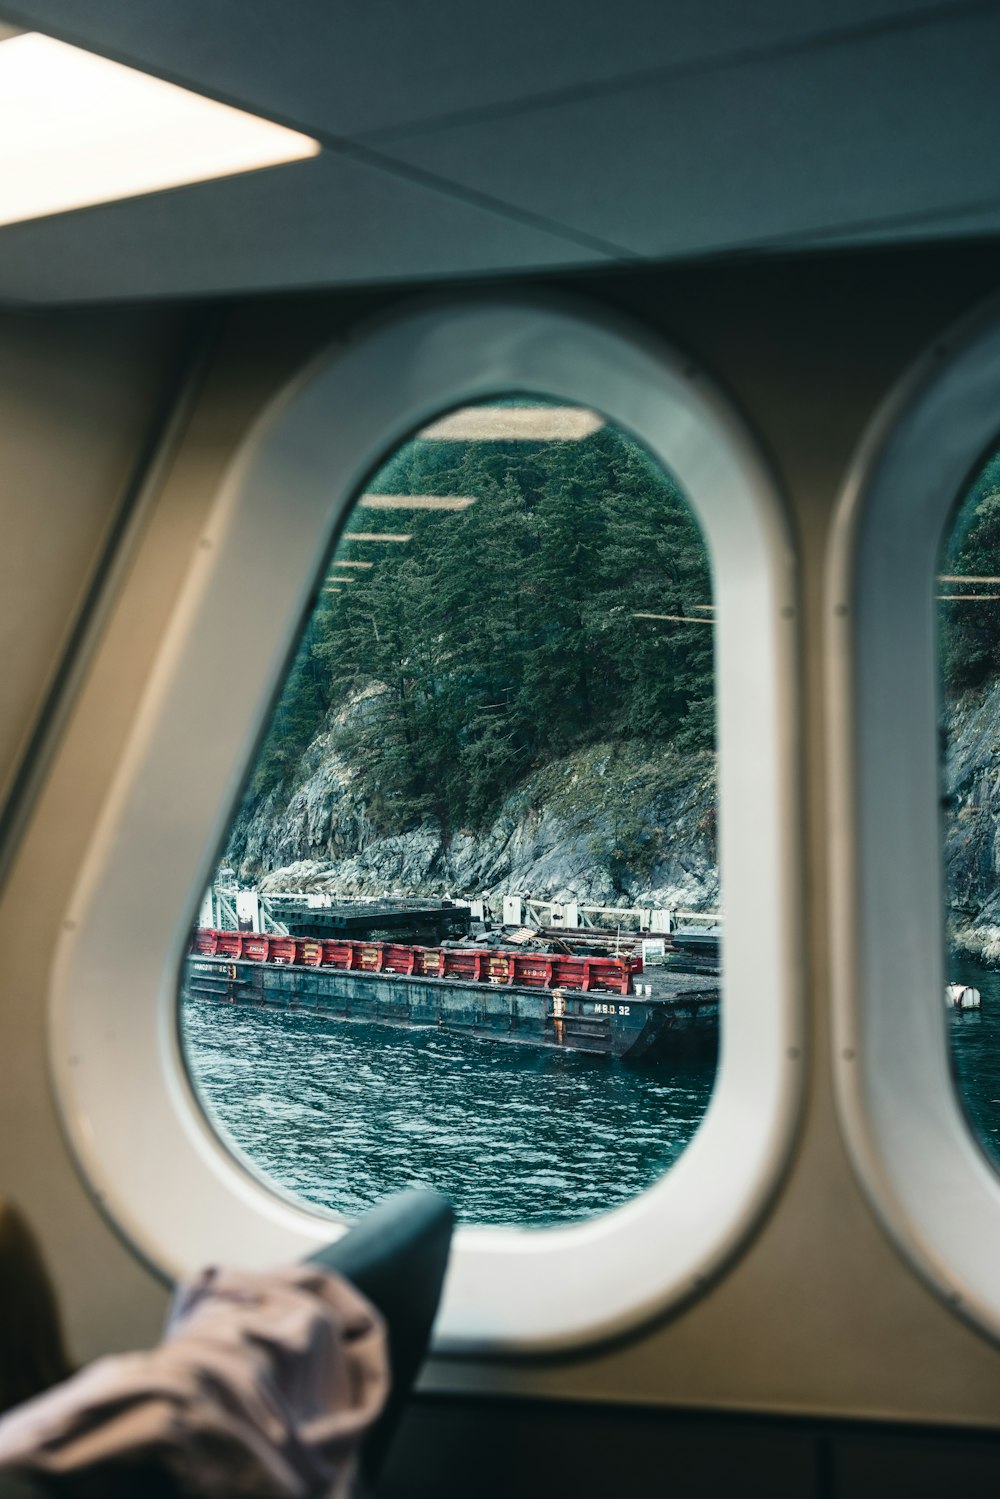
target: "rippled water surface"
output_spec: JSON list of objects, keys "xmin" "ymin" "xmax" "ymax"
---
[
  {"xmin": 180, "ymin": 1002, "xmax": 717, "ymax": 1226},
  {"xmin": 949, "ymin": 958, "xmax": 1000, "ymax": 1171}
]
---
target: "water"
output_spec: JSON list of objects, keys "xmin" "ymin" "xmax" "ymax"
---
[
  {"xmin": 180, "ymin": 1001, "xmax": 716, "ymax": 1227},
  {"xmin": 949, "ymin": 957, "xmax": 1000, "ymax": 1171},
  {"xmin": 181, "ymin": 962, "xmax": 1000, "ymax": 1223}
]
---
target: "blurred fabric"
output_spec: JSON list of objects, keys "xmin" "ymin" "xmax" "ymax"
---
[{"xmin": 0, "ymin": 1264, "xmax": 387, "ymax": 1498}]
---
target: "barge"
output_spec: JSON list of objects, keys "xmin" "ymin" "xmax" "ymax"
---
[{"xmin": 185, "ymin": 928, "xmax": 718, "ymax": 1062}]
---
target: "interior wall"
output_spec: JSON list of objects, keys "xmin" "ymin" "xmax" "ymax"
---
[
  {"xmin": 0, "ymin": 302, "xmax": 196, "ymax": 1355},
  {"xmin": 0, "ymin": 296, "xmax": 381, "ymax": 1359},
  {"xmin": 0, "ymin": 306, "xmax": 187, "ymax": 819},
  {"xmin": 3, "ymin": 246, "xmax": 1000, "ymax": 1421}
]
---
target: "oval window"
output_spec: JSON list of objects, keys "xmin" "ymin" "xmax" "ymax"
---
[
  {"xmin": 51, "ymin": 300, "xmax": 799, "ymax": 1348},
  {"xmin": 830, "ymin": 308, "xmax": 1000, "ymax": 1346},
  {"xmin": 181, "ymin": 396, "xmax": 722, "ymax": 1227}
]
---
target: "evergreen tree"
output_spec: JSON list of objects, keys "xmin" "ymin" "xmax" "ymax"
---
[
  {"xmin": 941, "ymin": 459, "xmax": 1000, "ymax": 692},
  {"xmin": 244, "ymin": 405, "xmax": 719, "ymax": 838}
]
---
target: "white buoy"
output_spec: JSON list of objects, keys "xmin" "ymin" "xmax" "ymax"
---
[{"xmin": 946, "ymin": 983, "xmax": 982, "ymax": 1010}]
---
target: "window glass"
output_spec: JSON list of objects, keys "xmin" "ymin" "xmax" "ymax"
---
[
  {"xmin": 940, "ymin": 448, "xmax": 1000, "ymax": 1165},
  {"xmin": 180, "ymin": 397, "xmax": 722, "ymax": 1226}
]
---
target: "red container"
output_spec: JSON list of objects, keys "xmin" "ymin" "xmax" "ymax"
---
[
  {"xmin": 189, "ymin": 929, "xmax": 637, "ymax": 995},
  {"xmin": 359, "ymin": 944, "xmax": 384, "ymax": 973},
  {"xmin": 417, "ymin": 949, "xmax": 444, "ymax": 978},
  {"xmin": 441, "ymin": 949, "xmax": 487, "ymax": 982},
  {"xmin": 381, "ymin": 944, "xmax": 417, "ymax": 976},
  {"xmin": 510, "ymin": 955, "xmax": 556, "ymax": 989},
  {"xmin": 486, "ymin": 953, "xmax": 512, "ymax": 984},
  {"xmin": 241, "ymin": 934, "xmax": 270, "ymax": 963},
  {"xmin": 216, "ymin": 931, "xmax": 244, "ymax": 959},
  {"xmin": 319, "ymin": 940, "xmax": 354, "ymax": 970}
]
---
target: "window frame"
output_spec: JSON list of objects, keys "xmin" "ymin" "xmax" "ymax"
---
[
  {"xmin": 828, "ymin": 300, "xmax": 1000, "ymax": 1342},
  {"xmin": 50, "ymin": 296, "xmax": 802, "ymax": 1352}
]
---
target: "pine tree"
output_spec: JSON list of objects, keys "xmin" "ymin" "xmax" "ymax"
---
[{"xmin": 241, "ymin": 408, "xmax": 720, "ymax": 841}]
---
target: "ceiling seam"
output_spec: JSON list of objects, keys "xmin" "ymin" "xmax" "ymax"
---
[
  {"xmin": 605, "ymin": 195, "xmax": 1000, "ymax": 273},
  {"xmin": 328, "ymin": 138, "xmax": 638, "ymax": 262},
  {"xmin": 5, "ymin": 0, "xmax": 999, "ymax": 155},
  {"xmin": 357, "ymin": 0, "xmax": 1000, "ymax": 144},
  {"xmin": 694, "ymin": 189, "xmax": 1000, "ymax": 258},
  {"xmin": 0, "ymin": 2, "xmax": 635, "ymax": 261}
]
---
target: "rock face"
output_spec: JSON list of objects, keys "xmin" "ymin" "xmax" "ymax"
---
[
  {"xmin": 225, "ymin": 711, "xmax": 720, "ymax": 913},
  {"xmin": 223, "ymin": 679, "xmax": 1000, "ymax": 950},
  {"xmin": 945, "ymin": 676, "xmax": 1000, "ymax": 963}
]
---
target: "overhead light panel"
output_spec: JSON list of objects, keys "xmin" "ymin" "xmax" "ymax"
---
[
  {"xmin": 0, "ymin": 31, "xmax": 319, "ymax": 227},
  {"xmin": 419, "ymin": 407, "xmax": 604, "ymax": 441}
]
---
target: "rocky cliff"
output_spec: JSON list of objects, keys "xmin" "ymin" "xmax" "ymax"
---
[
  {"xmin": 945, "ymin": 676, "xmax": 1000, "ymax": 962},
  {"xmin": 223, "ymin": 678, "xmax": 1000, "ymax": 949},
  {"xmin": 224, "ymin": 703, "xmax": 719, "ymax": 914}
]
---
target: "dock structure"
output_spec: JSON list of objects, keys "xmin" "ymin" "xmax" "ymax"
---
[
  {"xmin": 499, "ymin": 893, "xmax": 722, "ymax": 934},
  {"xmin": 260, "ymin": 896, "xmax": 471, "ymax": 943},
  {"xmin": 203, "ymin": 881, "xmax": 721, "ymax": 948},
  {"xmin": 202, "ymin": 889, "xmax": 472, "ymax": 944}
]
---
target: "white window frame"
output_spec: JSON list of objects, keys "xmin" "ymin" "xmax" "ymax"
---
[
  {"xmin": 828, "ymin": 303, "xmax": 1000, "ymax": 1342},
  {"xmin": 50, "ymin": 297, "xmax": 802, "ymax": 1352}
]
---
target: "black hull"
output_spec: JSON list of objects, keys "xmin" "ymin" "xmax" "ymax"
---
[{"xmin": 184, "ymin": 956, "xmax": 718, "ymax": 1063}]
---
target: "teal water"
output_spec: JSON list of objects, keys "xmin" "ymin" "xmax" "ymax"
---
[
  {"xmin": 180, "ymin": 1001, "xmax": 716, "ymax": 1227},
  {"xmin": 181, "ymin": 961, "xmax": 1000, "ymax": 1224},
  {"xmin": 949, "ymin": 957, "xmax": 1000, "ymax": 1171}
]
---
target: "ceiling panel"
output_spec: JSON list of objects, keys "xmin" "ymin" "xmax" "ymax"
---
[
  {"xmin": 375, "ymin": 7, "xmax": 1000, "ymax": 259},
  {"xmin": 0, "ymin": 0, "xmax": 998, "ymax": 302},
  {"xmin": 0, "ymin": 153, "xmax": 610, "ymax": 304},
  {"xmin": 770, "ymin": 199, "xmax": 1000, "ymax": 251},
  {"xmin": 0, "ymin": 0, "xmax": 982, "ymax": 139}
]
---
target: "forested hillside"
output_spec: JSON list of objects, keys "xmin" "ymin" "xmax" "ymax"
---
[
  {"xmin": 940, "ymin": 452, "xmax": 1000, "ymax": 694},
  {"xmin": 227, "ymin": 405, "xmax": 716, "ymax": 899},
  {"xmin": 222, "ymin": 407, "xmax": 1000, "ymax": 936},
  {"xmin": 939, "ymin": 451, "xmax": 1000, "ymax": 959}
]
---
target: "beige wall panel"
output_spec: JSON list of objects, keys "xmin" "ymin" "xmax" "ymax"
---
[
  {"xmin": 0, "ymin": 304, "xmax": 184, "ymax": 1360},
  {"xmin": 0, "ymin": 299, "xmax": 364, "ymax": 1362},
  {"xmin": 7, "ymin": 253, "xmax": 1000, "ymax": 1423},
  {"xmin": 0, "ymin": 307, "xmax": 182, "ymax": 813}
]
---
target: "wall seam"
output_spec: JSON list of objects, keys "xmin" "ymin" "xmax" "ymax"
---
[{"xmin": 0, "ymin": 303, "xmax": 228, "ymax": 895}]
